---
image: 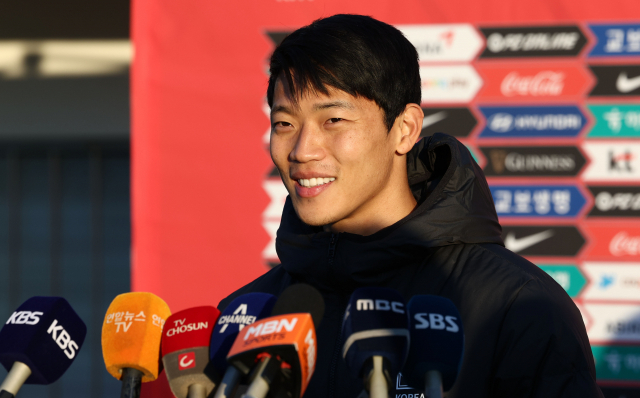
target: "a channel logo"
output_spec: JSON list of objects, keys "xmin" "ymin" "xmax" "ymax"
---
[
  {"xmin": 479, "ymin": 25, "xmax": 587, "ymax": 58},
  {"xmin": 582, "ymin": 263, "xmax": 640, "ymax": 301},
  {"xmin": 477, "ymin": 64, "xmax": 590, "ymax": 102},
  {"xmin": 491, "ymin": 185, "xmax": 586, "ymax": 218},
  {"xmin": 419, "ymin": 65, "xmax": 482, "ymax": 103},
  {"xmin": 588, "ymin": 24, "xmax": 640, "ymax": 57},
  {"xmin": 587, "ymin": 105, "xmax": 640, "ymax": 138},
  {"xmin": 397, "ymin": 24, "xmax": 483, "ymax": 63},
  {"xmin": 582, "ymin": 142, "xmax": 640, "ymax": 181},
  {"xmin": 478, "ymin": 106, "xmax": 586, "ymax": 138}
]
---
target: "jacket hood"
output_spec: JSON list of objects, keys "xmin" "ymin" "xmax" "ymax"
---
[{"xmin": 275, "ymin": 133, "xmax": 503, "ymax": 291}]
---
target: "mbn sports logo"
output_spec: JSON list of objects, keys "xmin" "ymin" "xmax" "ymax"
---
[
  {"xmin": 356, "ymin": 299, "xmax": 405, "ymax": 314},
  {"xmin": 243, "ymin": 318, "xmax": 298, "ymax": 340}
]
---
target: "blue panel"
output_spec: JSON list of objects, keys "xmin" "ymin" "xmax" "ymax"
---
[
  {"xmin": 588, "ymin": 24, "xmax": 640, "ymax": 58},
  {"xmin": 478, "ymin": 106, "xmax": 587, "ymax": 138},
  {"xmin": 490, "ymin": 184, "xmax": 586, "ymax": 218}
]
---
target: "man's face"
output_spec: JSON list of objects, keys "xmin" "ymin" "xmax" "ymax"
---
[{"xmin": 270, "ymin": 77, "xmax": 400, "ymax": 232}]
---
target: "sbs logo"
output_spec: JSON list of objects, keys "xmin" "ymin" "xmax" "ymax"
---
[
  {"xmin": 413, "ymin": 313, "xmax": 460, "ymax": 332},
  {"xmin": 6, "ymin": 311, "xmax": 43, "ymax": 325}
]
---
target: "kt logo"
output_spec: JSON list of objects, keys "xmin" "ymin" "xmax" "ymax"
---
[
  {"xmin": 609, "ymin": 150, "xmax": 634, "ymax": 171},
  {"xmin": 178, "ymin": 352, "xmax": 196, "ymax": 370}
]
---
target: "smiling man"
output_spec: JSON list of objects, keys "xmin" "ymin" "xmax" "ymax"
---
[{"xmin": 219, "ymin": 14, "xmax": 602, "ymax": 398}]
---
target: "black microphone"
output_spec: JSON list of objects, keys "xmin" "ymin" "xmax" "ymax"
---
[
  {"xmin": 341, "ymin": 287, "xmax": 410, "ymax": 398},
  {"xmin": 402, "ymin": 295, "xmax": 464, "ymax": 398},
  {"xmin": 210, "ymin": 293, "xmax": 277, "ymax": 398},
  {"xmin": 226, "ymin": 284, "xmax": 325, "ymax": 398},
  {"xmin": 0, "ymin": 297, "xmax": 87, "ymax": 398}
]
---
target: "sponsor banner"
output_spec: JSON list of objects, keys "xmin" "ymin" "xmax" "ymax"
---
[
  {"xmin": 588, "ymin": 186, "xmax": 640, "ymax": 217},
  {"xmin": 590, "ymin": 65, "xmax": 640, "ymax": 97},
  {"xmin": 477, "ymin": 64, "xmax": 590, "ymax": 101},
  {"xmin": 479, "ymin": 25, "xmax": 587, "ymax": 58},
  {"xmin": 588, "ymin": 24, "xmax": 640, "ymax": 58},
  {"xmin": 584, "ymin": 225, "xmax": 640, "ymax": 260},
  {"xmin": 501, "ymin": 225, "xmax": 585, "ymax": 257},
  {"xmin": 581, "ymin": 263, "xmax": 640, "ymax": 301},
  {"xmin": 478, "ymin": 106, "xmax": 587, "ymax": 138},
  {"xmin": 593, "ymin": 345, "xmax": 640, "ymax": 383},
  {"xmin": 582, "ymin": 142, "xmax": 640, "ymax": 181},
  {"xmin": 397, "ymin": 24, "xmax": 483, "ymax": 63},
  {"xmin": 587, "ymin": 105, "xmax": 640, "ymax": 138},
  {"xmin": 419, "ymin": 65, "xmax": 482, "ymax": 103},
  {"xmin": 491, "ymin": 185, "xmax": 586, "ymax": 218},
  {"xmin": 538, "ymin": 264, "xmax": 586, "ymax": 298},
  {"xmin": 420, "ymin": 107, "xmax": 477, "ymax": 138},
  {"xmin": 600, "ymin": 387, "xmax": 640, "ymax": 398},
  {"xmin": 585, "ymin": 303, "xmax": 640, "ymax": 343},
  {"xmin": 481, "ymin": 145, "xmax": 585, "ymax": 177}
]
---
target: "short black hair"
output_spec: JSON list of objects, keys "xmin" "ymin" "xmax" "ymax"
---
[{"xmin": 266, "ymin": 14, "xmax": 421, "ymax": 131}]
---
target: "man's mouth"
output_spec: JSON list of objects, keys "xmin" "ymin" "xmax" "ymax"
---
[{"xmin": 297, "ymin": 177, "xmax": 335, "ymax": 188}]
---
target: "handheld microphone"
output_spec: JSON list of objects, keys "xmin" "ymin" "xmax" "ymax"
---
[
  {"xmin": 341, "ymin": 287, "xmax": 409, "ymax": 398},
  {"xmin": 226, "ymin": 284, "xmax": 324, "ymax": 398},
  {"xmin": 161, "ymin": 306, "xmax": 221, "ymax": 398},
  {"xmin": 102, "ymin": 292, "xmax": 171, "ymax": 398},
  {"xmin": 211, "ymin": 293, "xmax": 277, "ymax": 398},
  {"xmin": 402, "ymin": 295, "xmax": 464, "ymax": 398},
  {"xmin": 0, "ymin": 296, "xmax": 87, "ymax": 398}
]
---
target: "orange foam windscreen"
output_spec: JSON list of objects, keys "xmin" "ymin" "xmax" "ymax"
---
[{"xmin": 102, "ymin": 292, "xmax": 171, "ymax": 382}]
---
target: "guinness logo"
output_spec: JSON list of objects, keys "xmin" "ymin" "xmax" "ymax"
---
[{"xmin": 490, "ymin": 150, "xmax": 508, "ymax": 174}]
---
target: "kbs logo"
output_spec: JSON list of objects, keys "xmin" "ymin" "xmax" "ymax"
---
[
  {"xmin": 178, "ymin": 352, "xmax": 196, "ymax": 370},
  {"xmin": 478, "ymin": 106, "xmax": 586, "ymax": 138},
  {"xmin": 6, "ymin": 311, "xmax": 43, "ymax": 325},
  {"xmin": 419, "ymin": 65, "xmax": 482, "ymax": 103},
  {"xmin": 478, "ymin": 65, "xmax": 589, "ymax": 102},
  {"xmin": 479, "ymin": 26, "xmax": 587, "ymax": 58},
  {"xmin": 413, "ymin": 313, "xmax": 459, "ymax": 332},
  {"xmin": 356, "ymin": 299, "xmax": 405, "ymax": 314},
  {"xmin": 47, "ymin": 319, "xmax": 79, "ymax": 359},
  {"xmin": 396, "ymin": 24, "xmax": 483, "ymax": 62},
  {"xmin": 588, "ymin": 186, "xmax": 640, "ymax": 217}
]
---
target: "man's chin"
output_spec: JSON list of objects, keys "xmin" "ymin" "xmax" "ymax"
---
[{"xmin": 293, "ymin": 207, "xmax": 338, "ymax": 228}]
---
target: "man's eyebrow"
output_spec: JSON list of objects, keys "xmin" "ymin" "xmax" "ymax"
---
[
  {"xmin": 270, "ymin": 104, "xmax": 294, "ymax": 116},
  {"xmin": 313, "ymin": 101, "xmax": 355, "ymax": 111}
]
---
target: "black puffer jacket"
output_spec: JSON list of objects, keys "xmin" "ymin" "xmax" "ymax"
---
[{"xmin": 219, "ymin": 133, "xmax": 602, "ymax": 398}]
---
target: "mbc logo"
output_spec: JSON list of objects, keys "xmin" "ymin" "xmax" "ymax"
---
[{"xmin": 356, "ymin": 299, "xmax": 405, "ymax": 314}]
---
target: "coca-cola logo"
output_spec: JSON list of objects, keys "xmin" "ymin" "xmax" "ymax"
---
[
  {"xmin": 501, "ymin": 71, "xmax": 565, "ymax": 97},
  {"xmin": 610, "ymin": 232, "xmax": 640, "ymax": 257}
]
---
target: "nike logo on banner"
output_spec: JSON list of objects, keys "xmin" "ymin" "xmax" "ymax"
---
[
  {"xmin": 422, "ymin": 111, "xmax": 447, "ymax": 129},
  {"xmin": 616, "ymin": 72, "xmax": 640, "ymax": 93},
  {"xmin": 504, "ymin": 230, "xmax": 555, "ymax": 253}
]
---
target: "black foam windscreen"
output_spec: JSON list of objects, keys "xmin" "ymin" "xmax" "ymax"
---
[
  {"xmin": 341, "ymin": 287, "xmax": 409, "ymax": 378},
  {"xmin": 403, "ymin": 295, "xmax": 464, "ymax": 391},
  {"xmin": 0, "ymin": 297, "xmax": 87, "ymax": 385},
  {"xmin": 271, "ymin": 284, "xmax": 325, "ymax": 327}
]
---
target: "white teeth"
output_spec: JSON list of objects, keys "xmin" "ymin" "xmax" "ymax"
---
[{"xmin": 298, "ymin": 177, "xmax": 335, "ymax": 188}]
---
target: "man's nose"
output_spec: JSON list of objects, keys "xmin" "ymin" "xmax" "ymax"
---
[{"xmin": 289, "ymin": 124, "xmax": 325, "ymax": 163}]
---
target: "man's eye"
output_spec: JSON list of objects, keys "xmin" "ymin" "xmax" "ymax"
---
[
  {"xmin": 273, "ymin": 121, "xmax": 292, "ymax": 128},
  {"xmin": 327, "ymin": 118, "xmax": 343, "ymax": 124}
]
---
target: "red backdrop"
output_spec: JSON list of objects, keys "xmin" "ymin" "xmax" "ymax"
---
[{"xmin": 131, "ymin": 0, "xmax": 639, "ymax": 395}]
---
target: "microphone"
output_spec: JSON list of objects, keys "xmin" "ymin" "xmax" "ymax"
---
[
  {"xmin": 161, "ymin": 306, "xmax": 221, "ymax": 398},
  {"xmin": 210, "ymin": 293, "xmax": 277, "ymax": 398},
  {"xmin": 341, "ymin": 287, "xmax": 409, "ymax": 398},
  {"xmin": 226, "ymin": 284, "xmax": 324, "ymax": 398},
  {"xmin": 0, "ymin": 296, "xmax": 87, "ymax": 398},
  {"xmin": 402, "ymin": 295, "xmax": 464, "ymax": 398},
  {"xmin": 102, "ymin": 292, "xmax": 171, "ymax": 398}
]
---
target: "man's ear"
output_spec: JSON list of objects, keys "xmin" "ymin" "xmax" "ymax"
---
[{"xmin": 395, "ymin": 104, "xmax": 424, "ymax": 155}]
